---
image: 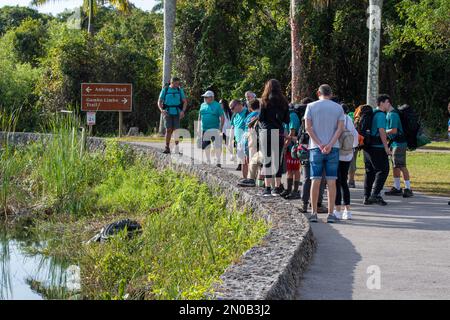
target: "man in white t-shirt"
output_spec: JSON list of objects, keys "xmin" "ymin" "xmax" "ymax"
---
[{"xmin": 305, "ymin": 84, "xmax": 345, "ymax": 223}]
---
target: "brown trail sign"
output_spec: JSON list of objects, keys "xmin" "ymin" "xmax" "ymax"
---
[
  {"xmin": 81, "ymin": 83, "xmax": 132, "ymax": 137},
  {"xmin": 81, "ymin": 83, "xmax": 132, "ymax": 112}
]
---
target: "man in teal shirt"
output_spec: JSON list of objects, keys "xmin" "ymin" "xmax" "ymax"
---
[
  {"xmin": 158, "ymin": 77, "xmax": 187, "ymax": 154},
  {"xmin": 199, "ymin": 90, "xmax": 224, "ymax": 167},
  {"xmin": 385, "ymin": 105, "xmax": 413, "ymax": 198}
]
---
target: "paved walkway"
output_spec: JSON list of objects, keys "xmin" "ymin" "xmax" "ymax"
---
[{"xmin": 129, "ymin": 140, "xmax": 450, "ymax": 300}]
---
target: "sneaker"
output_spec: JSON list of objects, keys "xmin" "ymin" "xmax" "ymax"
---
[
  {"xmin": 285, "ymin": 191, "xmax": 301, "ymax": 200},
  {"xmin": 174, "ymin": 144, "xmax": 181, "ymax": 154},
  {"xmin": 216, "ymin": 163, "xmax": 222, "ymax": 168},
  {"xmin": 363, "ymin": 197, "xmax": 373, "ymax": 205},
  {"xmin": 317, "ymin": 206, "xmax": 328, "ymax": 214},
  {"xmin": 261, "ymin": 188, "xmax": 272, "ymax": 197},
  {"xmin": 369, "ymin": 195, "xmax": 387, "ymax": 206},
  {"xmin": 342, "ymin": 210, "xmax": 352, "ymax": 220},
  {"xmin": 280, "ymin": 189, "xmax": 291, "ymax": 198},
  {"xmin": 348, "ymin": 181, "xmax": 356, "ymax": 188},
  {"xmin": 309, "ymin": 213, "xmax": 318, "ymax": 223},
  {"xmin": 333, "ymin": 210, "xmax": 342, "ymax": 220},
  {"xmin": 327, "ymin": 214, "xmax": 339, "ymax": 223},
  {"xmin": 403, "ymin": 188, "xmax": 414, "ymax": 198},
  {"xmin": 236, "ymin": 164, "xmax": 242, "ymax": 171},
  {"xmin": 271, "ymin": 185, "xmax": 284, "ymax": 196},
  {"xmin": 385, "ymin": 187, "xmax": 403, "ymax": 196},
  {"xmin": 299, "ymin": 201, "xmax": 308, "ymax": 214},
  {"xmin": 237, "ymin": 179, "xmax": 256, "ymax": 187},
  {"xmin": 162, "ymin": 147, "xmax": 171, "ymax": 154}
]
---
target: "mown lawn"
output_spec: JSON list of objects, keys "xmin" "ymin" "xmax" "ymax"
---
[
  {"xmin": 420, "ymin": 140, "xmax": 450, "ymax": 150},
  {"xmin": 355, "ymin": 151, "xmax": 450, "ymax": 196}
]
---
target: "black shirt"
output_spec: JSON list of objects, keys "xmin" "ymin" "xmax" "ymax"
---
[{"xmin": 258, "ymin": 97, "xmax": 290, "ymax": 130}]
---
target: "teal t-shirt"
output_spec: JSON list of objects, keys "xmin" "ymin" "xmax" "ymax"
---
[
  {"xmin": 371, "ymin": 108, "xmax": 387, "ymax": 148},
  {"xmin": 387, "ymin": 110, "xmax": 407, "ymax": 148},
  {"xmin": 286, "ymin": 111, "xmax": 301, "ymax": 135},
  {"xmin": 231, "ymin": 107, "xmax": 248, "ymax": 143},
  {"xmin": 283, "ymin": 111, "xmax": 301, "ymax": 147},
  {"xmin": 200, "ymin": 101, "xmax": 224, "ymax": 132},
  {"xmin": 159, "ymin": 86, "xmax": 186, "ymax": 115}
]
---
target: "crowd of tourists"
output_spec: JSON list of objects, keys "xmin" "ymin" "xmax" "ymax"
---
[{"xmin": 158, "ymin": 77, "xmax": 430, "ymax": 222}]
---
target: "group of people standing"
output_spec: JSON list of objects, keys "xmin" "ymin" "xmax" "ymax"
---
[{"xmin": 158, "ymin": 77, "xmax": 416, "ymax": 223}]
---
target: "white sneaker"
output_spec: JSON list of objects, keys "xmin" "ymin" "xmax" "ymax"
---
[
  {"xmin": 333, "ymin": 210, "xmax": 342, "ymax": 220},
  {"xmin": 342, "ymin": 210, "xmax": 352, "ymax": 220}
]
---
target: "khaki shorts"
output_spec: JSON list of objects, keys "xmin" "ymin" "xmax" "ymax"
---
[{"xmin": 392, "ymin": 145, "xmax": 407, "ymax": 168}]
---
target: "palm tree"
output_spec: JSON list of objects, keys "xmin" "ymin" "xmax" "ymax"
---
[
  {"xmin": 367, "ymin": 0, "xmax": 383, "ymax": 106},
  {"xmin": 158, "ymin": 0, "xmax": 177, "ymax": 135},
  {"xmin": 33, "ymin": 0, "xmax": 130, "ymax": 34}
]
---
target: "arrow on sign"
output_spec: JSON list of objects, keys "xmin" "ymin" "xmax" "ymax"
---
[
  {"xmin": 86, "ymin": 87, "xmax": 92, "ymax": 93},
  {"xmin": 122, "ymin": 98, "xmax": 128, "ymax": 104}
]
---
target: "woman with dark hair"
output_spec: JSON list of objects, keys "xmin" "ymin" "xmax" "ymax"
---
[{"xmin": 258, "ymin": 79, "xmax": 290, "ymax": 196}]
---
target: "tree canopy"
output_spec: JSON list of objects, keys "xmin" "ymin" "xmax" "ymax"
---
[{"xmin": 0, "ymin": 0, "xmax": 448, "ymax": 134}]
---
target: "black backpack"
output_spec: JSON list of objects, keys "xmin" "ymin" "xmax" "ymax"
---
[
  {"xmin": 355, "ymin": 105, "xmax": 383, "ymax": 149},
  {"xmin": 290, "ymin": 103, "xmax": 307, "ymax": 122},
  {"xmin": 396, "ymin": 104, "xmax": 420, "ymax": 150}
]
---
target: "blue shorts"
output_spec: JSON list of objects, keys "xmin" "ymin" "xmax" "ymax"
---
[{"xmin": 309, "ymin": 148, "xmax": 339, "ymax": 180}]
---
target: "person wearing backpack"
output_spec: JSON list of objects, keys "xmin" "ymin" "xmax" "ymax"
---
[
  {"xmin": 279, "ymin": 103, "xmax": 302, "ymax": 199},
  {"xmin": 384, "ymin": 104, "xmax": 414, "ymax": 198},
  {"xmin": 238, "ymin": 99, "xmax": 262, "ymax": 187},
  {"xmin": 348, "ymin": 105, "xmax": 361, "ymax": 188},
  {"xmin": 305, "ymin": 85, "xmax": 345, "ymax": 223},
  {"xmin": 334, "ymin": 104, "xmax": 359, "ymax": 220},
  {"xmin": 361, "ymin": 94, "xmax": 392, "ymax": 206},
  {"xmin": 158, "ymin": 77, "xmax": 188, "ymax": 154}
]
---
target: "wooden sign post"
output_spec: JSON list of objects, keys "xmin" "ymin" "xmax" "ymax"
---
[{"xmin": 81, "ymin": 83, "xmax": 132, "ymax": 137}]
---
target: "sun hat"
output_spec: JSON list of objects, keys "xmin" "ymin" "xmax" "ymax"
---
[{"xmin": 201, "ymin": 90, "xmax": 214, "ymax": 98}]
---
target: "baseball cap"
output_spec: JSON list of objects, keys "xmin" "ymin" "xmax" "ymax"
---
[{"xmin": 201, "ymin": 90, "xmax": 214, "ymax": 98}]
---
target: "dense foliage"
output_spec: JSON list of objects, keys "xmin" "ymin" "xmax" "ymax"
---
[{"xmin": 0, "ymin": 1, "xmax": 449, "ymax": 134}]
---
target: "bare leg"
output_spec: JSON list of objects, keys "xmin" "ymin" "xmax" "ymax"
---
[
  {"xmin": 165, "ymin": 128, "xmax": 173, "ymax": 147},
  {"xmin": 327, "ymin": 179, "xmax": 337, "ymax": 215},
  {"xmin": 242, "ymin": 163, "xmax": 249, "ymax": 179},
  {"xmin": 401, "ymin": 167, "xmax": 410, "ymax": 181},
  {"xmin": 275, "ymin": 177, "xmax": 282, "ymax": 188},
  {"xmin": 311, "ymin": 179, "xmax": 321, "ymax": 214}
]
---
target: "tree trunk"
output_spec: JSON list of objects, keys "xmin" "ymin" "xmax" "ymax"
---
[
  {"xmin": 158, "ymin": 0, "xmax": 177, "ymax": 135},
  {"xmin": 87, "ymin": 0, "xmax": 94, "ymax": 35},
  {"xmin": 290, "ymin": 0, "xmax": 303, "ymax": 104},
  {"xmin": 366, "ymin": 0, "xmax": 383, "ymax": 107}
]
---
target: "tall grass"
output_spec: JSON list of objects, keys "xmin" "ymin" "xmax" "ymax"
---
[
  {"xmin": 0, "ymin": 107, "xmax": 24, "ymax": 219},
  {"xmin": 31, "ymin": 114, "xmax": 95, "ymax": 215}
]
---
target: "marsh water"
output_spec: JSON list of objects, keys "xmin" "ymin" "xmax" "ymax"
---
[{"xmin": 0, "ymin": 222, "xmax": 80, "ymax": 300}]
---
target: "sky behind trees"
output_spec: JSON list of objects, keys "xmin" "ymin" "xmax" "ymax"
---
[{"xmin": 1, "ymin": 0, "xmax": 157, "ymax": 14}]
